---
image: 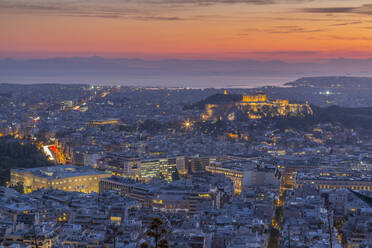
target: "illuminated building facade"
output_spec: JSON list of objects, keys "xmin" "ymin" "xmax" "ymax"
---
[
  {"xmin": 105, "ymin": 157, "xmax": 178, "ymax": 182},
  {"xmin": 187, "ymin": 156, "xmax": 213, "ymax": 173},
  {"xmin": 206, "ymin": 165, "xmax": 244, "ymax": 195},
  {"xmin": 206, "ymin": 162, "xmax": 279, "ymax": 195},
  {"xmin": 176, "ymin": 156, "xmax": 188, "ymax": 174},
  {"xmin": 295, "ymin": 172, "xmax": 372, "ymax": 191},
  {"xmin": 277, "ymin": 157, "xmax": 319, "ymax": 190},
  {"xmin": 140, "ymin": 158, "xmax": 169, "ymax": 180},
  {"xmin": 202, "ymin": 104, "xmax": 218, "ymax": 120},
  {"xmin": 239, "ymin": 94, "xmax": 312, "ymax": 119},
  {"xmin": 139, "ymin": 158, "xmax": 176, "ymax": 181},
  {"xmin": 87, "ymin": 119, "xmax": 120, "ymax": 126},
  {"xmin": 151, "ymin": 191, "xmax": 212, "ymax": 214},
  {"xmin": 99, "ymin": 176, "xmax": 213, "ymax": 214},
  {"xmin": 2, "ymin": 234, "xmax": 53, "ymax": 248},
  {"xmin": 103, "ymin": 156, "xmax": 213, "ymax": 181},
  {"xmin": 10, "ymin": 165, "xmax": 111, "ymax": 194},
  {"xmin": 242, "ymin": 93, "xmax": 268, "ymax": 102},
  {"xmin": 172, "ymin": 156, "xmax": 215, "ymax": 174}
]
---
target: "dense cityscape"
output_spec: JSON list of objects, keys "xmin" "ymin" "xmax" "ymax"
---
[
  {"xmin": 3, "ymin": 0, "xmax": 372, "ymax": 246},
  {"xmin": 0, "ymin": 78, "xmax": 371, "ymax": 247}
]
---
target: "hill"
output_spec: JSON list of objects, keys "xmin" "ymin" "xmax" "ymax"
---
[
  {"xmin": 183, "ymin": 93, "xmax": 242, "ymax": 110},
  {"xmin": 285, "ymin": 76, "xmax": 372, "ymax": 88},
  {"xmin": 275, "ymin": 105, "xmax": 372, "ymax": 131}
]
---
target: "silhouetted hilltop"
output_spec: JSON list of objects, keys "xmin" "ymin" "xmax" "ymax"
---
[
  {"xmin": 183, "ymin": 93, "xmax": 242, "ymax": 110},
  {"xmin": 275, "ymin": 105, "xmax": 372, "ymax": 131},
  {"xmin": 285, "ymin": 76, "xmax": 372, "ymax": 88}
]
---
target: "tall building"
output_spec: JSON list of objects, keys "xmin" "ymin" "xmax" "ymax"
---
[
  {"xmin": 176, "ymin": 156, "xmax": 187, "ymax": 174},
  {"xmin": 139, "ymin": 158, "xmax": 176, "ymax": 181},
  {"xmin": 10, "ymin": 165, "xmax": 111, "ymax": 194},
  {"xmin": 184, "ymin": 156, "xmax": 213, "ymax": 174},
  {"xmin": 98, "ymin": 156, "xmax": 178, "ymax": 182}
]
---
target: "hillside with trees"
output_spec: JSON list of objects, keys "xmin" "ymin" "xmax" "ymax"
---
[{"xmin": 0, "ymin": 136, "xmax": 51, "ymax": 185}]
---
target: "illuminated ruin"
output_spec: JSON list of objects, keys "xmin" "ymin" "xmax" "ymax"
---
[{"xmin": 203, "ymin": 93, "xmax": 313, "ymax": 120}]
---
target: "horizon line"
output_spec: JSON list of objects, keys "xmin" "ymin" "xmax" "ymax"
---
[{"xmin": 1, "ymin": 56, "xmax": 372, "ymax": 63}]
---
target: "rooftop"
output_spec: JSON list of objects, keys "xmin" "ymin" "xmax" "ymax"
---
[
  {"xmin": 296, "ymin": 172, "xmax": 372, "ymax": 182},
  {"xmin": 12, "ymin": 165, "xmax": 109, "ymax": 179}
]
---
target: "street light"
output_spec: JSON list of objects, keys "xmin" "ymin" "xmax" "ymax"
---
[{"xmin": 183, "ymin": 120, "xmax": 193, "ymax": 130}]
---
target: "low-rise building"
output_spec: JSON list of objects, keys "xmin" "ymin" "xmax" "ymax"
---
[{"xmin": 10, "ymin": 165, "xmax": 111, "ymax": 193}]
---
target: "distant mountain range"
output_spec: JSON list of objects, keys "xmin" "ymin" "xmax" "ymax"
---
[
  {"xmin": 1, "ymin": 57, "xmax": 372, "ymax": 86},
  {"xmin": 286, "ymin": 76, "xmax": 372, "ymax": 88}
]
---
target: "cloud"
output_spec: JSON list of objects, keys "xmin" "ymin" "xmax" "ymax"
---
[
  {"xmin": 0, "ymin": 1, "xmax": 147, "ymax": 19},
  {"xmin": 239, "ymin": 25, "xmax": 326, "ymax": 35},
  {"xmin": 3, "ymin": 0, "xmax": 368, "ymax": 24},
  {"xmin": 301, "ymin": 7, "xmax": 355, "ymax": 13},
  {"xmin": 301, "ymin": 4, "xmax": 372, "ymax": 16},
  {"xmin": 329, "ymin": 21, "xmax": 362, "ymax": 27},
  {"xmin": 0, "ymin": 0, "xmax": 318, "ymax": 20},
  {"xmin": 269, "ymin": 25, "xmax": 325, "ymax": 33},
  {"xmin": 330, "ymin": 36, "xmax": 372, "ymax": 41},
  {"xmin": 125, "ymin": 0, "xmax": 276, "ymax": 5},
  {"xmin": 229, "ymin": 50, "xmax": 320, "ymax": 56},
  {"xmin": 0, "ymin": 0, "xmax": 283, "ymax": 21},
  {"xmin": 0, "ymin": 1, "xmax": 149, "ymax": 19},
  {"xmin": 134, "ymin": 16, "xmax": 184, "ymax": 21}
]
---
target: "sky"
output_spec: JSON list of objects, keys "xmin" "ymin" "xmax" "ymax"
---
[{"xmin": 1, "ymin": 0, "xmax": 372, "ymax": 61}]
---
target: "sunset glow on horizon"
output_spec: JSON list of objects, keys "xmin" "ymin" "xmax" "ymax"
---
[{"xmin": 2, "ymin": 0, "xmax": 372, "ymax": 61}]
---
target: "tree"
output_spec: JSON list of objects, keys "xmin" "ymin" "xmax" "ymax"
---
[
  {"xmin": 140, "ymin": 243, "xmax": 149, "ymax": 248},
  {"xmin": 0, "ymin": 137, "xmax": 51, "ymax": 186},
  {"xmin": 146, "ymin": 217, "xmax": 169, "ymax": 248},
  {"xmin": 171, "ymin": 168, "xmax": 180, "ymax": 181},
  {"xmin": 158, "ymin": 239, "xmax": 170, "ymax": 248},
  {"xmin": 107, "ymin": 223, "xmax": 123, "ymax": 248},
  {"xmin": 9, "ymin": 181, "xmax": 24, "ymax": 194}
]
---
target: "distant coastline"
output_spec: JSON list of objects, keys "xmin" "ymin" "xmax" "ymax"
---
[
  {"xmin": 1, "ymin": 57, "xmax": 372, "ymax": 89},
  {"xmin": 0, "ymin": 75, "xmax": 296, "ymax": 89}
]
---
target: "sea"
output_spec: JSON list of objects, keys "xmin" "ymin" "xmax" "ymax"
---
[{"xmin": 0, "ymin": 75, "xmax": 299, "ymax": 89}]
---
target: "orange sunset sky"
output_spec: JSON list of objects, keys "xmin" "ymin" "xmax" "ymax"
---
[{"xmin": 1, "ymin": 0, "xmax": 372, "ymax": 61}]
